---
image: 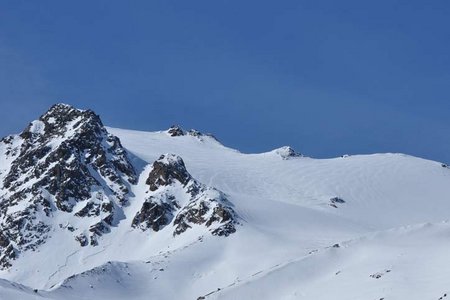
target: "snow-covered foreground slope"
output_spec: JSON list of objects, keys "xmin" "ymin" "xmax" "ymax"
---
[
  {"xmin": 3, "ymin": 222, "xmax": 450, "ymax": 300},
  {"xmin": 1, "ymin": 105, "xmax": 450, "ymax": 299},
  {"xmin": 208, "ymin": 222, "xmax": 450, "ymax": 300},
  {"xmin": 0, "ymin": 279, "xmax": 43, "ymax": 300}
]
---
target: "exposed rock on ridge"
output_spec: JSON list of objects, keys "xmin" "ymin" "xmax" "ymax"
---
[
  {"xmin": 273, "ymin": 146, "xmax": 302, "ymax": 159},
  {"xmin": 166, "ymin": 125, "xmax": 219, "ymax": 142}
]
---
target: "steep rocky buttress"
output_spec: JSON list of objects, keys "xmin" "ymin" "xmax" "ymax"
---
[{"xmin": 132, "ymin": 154, "xmax": 238, "ymax": 237}]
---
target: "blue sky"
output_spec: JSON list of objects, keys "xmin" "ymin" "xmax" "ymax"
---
[{"xmin": 1, "ymin": 1, "xmax": 449, "ymax": 162}]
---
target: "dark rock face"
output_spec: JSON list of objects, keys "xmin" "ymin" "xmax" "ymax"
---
[
  {"xmin": 146, "ymin": 155, "xmax": 191, "ymax": 191},
  {"xmin": 166, "ymin": 126, "xmax": 219, "ymax": 142},
  {"xmin": 167, "ymin": 125, "xmax": 185, "ymax": 137},
  {"xmin": 329, "ymin": 197, "xmax": 346, "ymax": 208},
  {"xmin": 75, "ymin": 234, "xmax": 88, "ymax": 247},
  {"xmin": 0, "ymin": 104, "xmax": 137, "ymax": 268},
  {"xmin": 133, "ymin": 154, "xmax": 237, "ymax": 237},
  {"xmin": 0, "ymin": 231, "xmax": 15, "ymax": 268},
  {"xmin": 132, "ymin": 200, "xmax": 174, "ymax": 232},
  {"xmin": 173, "ymin": 197, "xmax": 236, "ymax": 237},
  {"xmin": 330, "ymin": 197, "xmax": 345, "ymax": 204}
]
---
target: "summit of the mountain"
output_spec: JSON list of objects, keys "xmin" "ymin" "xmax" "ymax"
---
[
  {"xmin": 21, "ymin": 103, "xmax": 102, "ymax": 139},
  {"xmin": 0, "ymin": 104, "xmax": 137, "ymax": 267}
]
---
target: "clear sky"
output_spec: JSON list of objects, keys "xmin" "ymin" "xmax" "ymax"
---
[{"xmin": 1, "ymin": 1, "xmax": 449, "ymax": 162}]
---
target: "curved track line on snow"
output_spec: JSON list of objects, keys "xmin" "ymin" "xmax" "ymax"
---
[{"xmin": 47, "ymin": 249, "xmax": 80, "ymax": 288}]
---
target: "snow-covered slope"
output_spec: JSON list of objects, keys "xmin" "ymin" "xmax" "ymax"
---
[
  {"xmin": 206, "ymin": 222, "xmax": 450, "ymax": 300},
  {"xmin": 1, "ymin": 104, "xmax": 450, "ymax": 299}
]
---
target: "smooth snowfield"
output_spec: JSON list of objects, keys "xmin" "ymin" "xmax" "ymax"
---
[
  {"xmin": 1, "ymin": 126, "xmax": 450, "ymax": 299},
  {"xmin": 208, "ymin": 222, "xmax": 450, "ymax": 300}
]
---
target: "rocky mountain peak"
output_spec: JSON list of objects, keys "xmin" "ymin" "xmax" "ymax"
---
[
  {"xmin": 0, "ymin": 104, "xmax": 138, "ymax": 268},
  {"xmin": 21, "ymin": 104, "xmax": 102, "ymax": 141}
]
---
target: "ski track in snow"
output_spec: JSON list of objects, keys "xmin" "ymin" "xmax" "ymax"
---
[
  {"xmin": 81, "ymin": 243, "xmax": 112, "ymax": 265},
  {"xmin": 47, "ymin": 249, "xmax": 80, "ymax": 288}
]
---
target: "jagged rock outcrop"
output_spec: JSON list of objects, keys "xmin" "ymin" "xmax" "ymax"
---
[
  {"xmin": 0, "ymin": 104, "xmax": 137, "ymax": 267},
  {"xmin": 273, "ymin": 146, "xmax": 302, "ymax": 159},
  {"xmin": 166, "ymin": 126, "xmax": 219, "ymax": 142},
  {"xmin": 132, "ymin": 154, "xmax": 237, "ymax": 237},
  {"xmin": 146, "ymin": 154, "xmax": 191, "ymax": 191},
  {"xmin": 173, "ymin": 193, "xmax": 236, "ymax": 237},
  {"xmin": 167, "ymin": 125, "xmax": 185, "ymax": 137}
]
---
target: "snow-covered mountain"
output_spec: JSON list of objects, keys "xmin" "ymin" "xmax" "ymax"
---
[
  {"xmin": 0, "ymin": 104, "xmax": 449, "ymax": 300},
  {"xmin": 0, "ymin": 104, "xmax": 138, "ymax": 267}
]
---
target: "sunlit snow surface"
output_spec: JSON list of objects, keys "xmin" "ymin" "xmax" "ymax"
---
[{"xmin": 1, "ymin": 127, "xmax": 450, "ymax": 299}]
